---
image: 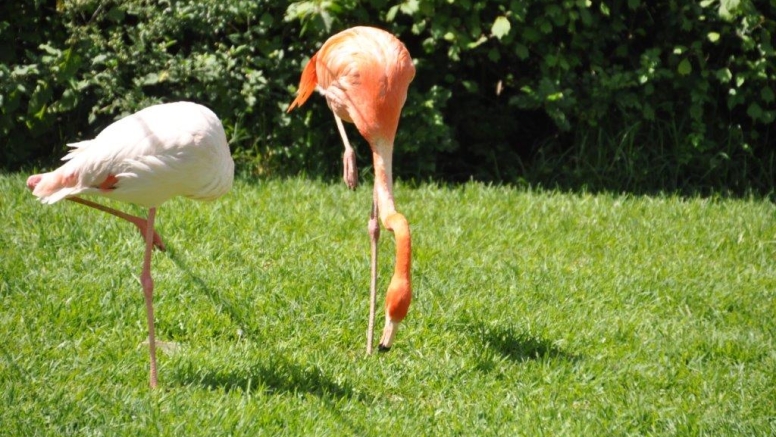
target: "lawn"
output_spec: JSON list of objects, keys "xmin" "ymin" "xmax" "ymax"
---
[{"xmin": 1, "ymin": 172, "xmax": 774, "ymax": 436}]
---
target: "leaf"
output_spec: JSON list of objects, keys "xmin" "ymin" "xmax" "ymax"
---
[
  {"xmin": 707, "ymin": 32, "xmax": 720, "ymax": 43},
  {"xmin": 515, "ymin": 43, "xmax": 529, "ymax": 60},
  {"xmin": 58, "ymin": 87, "xmax": 78, "ymax": 111},
  {"xmin": 715, "ymin": 68, "xmax": 732, "ymax": 83},
  {"xmin": 491, "ymin": 16, "xmax": 511, "ymax": 40},
  {"xmin": 28, "ymin": 81, "xmax": 51, "ymax": 119},
  {"xmin": 319, "ymin": 10, "xmax": 333, "ymax": 32},
  {"xmin": 141, "ymin": 72, "xmax": 159, "ymax": 85},
  {"xmin": 466, "ymin": 35, "xmax": 488, "ymax": 49},
  {"xmin": 462, "ymin": 80, "xmax": 478, "ymax": 93},
  {"xmin": 761, "ymin": 87, "xmax": 775, "ymax": 103},
  {"xmin": 690, "ymin": 104, "xmax": 703, "ymax": 120},
  {"xmin": 386, "ymin": 5, "xmax": 399, "ymax": 22},
  {"xmin": 399, "ymin": 0, "xmax": 419, "ymax": 15},
  {"xmin": 677, "ymin": 59, "xmax": 692, "ymax": 76},
  {"xmin": 747, "ymin": 102, "xmax": 763, "ymax": 120},
  {"xmin": 34, "ymin": 103, "xmax": 48, "ymax": 121},
  {"xmin": 106, "ymin": 6, "xmax": 125, "ymax": 22},
  {"xmin": 719, "ymin": 0, "xmax": 740, "ymax": 20},
  {"xmin": 547, "ymin": 92, "xmax": 564, "ymax": 102},
  {"xmin": 642, "ymin": 103, "xmax": 655, "ymax": 120},
  {"xmin": 38, "ymin": 43, "xmax": 60, "ymax": 56}
]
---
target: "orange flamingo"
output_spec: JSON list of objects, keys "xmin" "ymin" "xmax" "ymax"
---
[
  {"xmin": 288, "ymin": 26, "xmax": 415, "ymax": 353},
  {"xmin": 26, "ymin": 102, "xmax": 235, "ymax": 388}
]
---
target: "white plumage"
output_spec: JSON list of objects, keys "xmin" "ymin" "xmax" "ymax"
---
[
  {"xmin": 30, "ymin": 101, "xmax": 233, "ymax": 207},
  {"xmin": 27, "ymin": 101, "xmax": 234, "ymax": 388}
]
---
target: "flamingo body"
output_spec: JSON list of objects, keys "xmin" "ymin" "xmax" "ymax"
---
[
  {"xmin": 30, "ymin": 101, "xmax": 233, "ymax": 207},
  {"xmin": 289, "ymin": 26, "xmax": 414, "ymax": 352},
  {"xmin": 27, "ymin": 101, "xmax": 234, "ymax": 388},
  {"xmin": 289, "ymin": 26, "xmax": 415, "ymax": 146}
]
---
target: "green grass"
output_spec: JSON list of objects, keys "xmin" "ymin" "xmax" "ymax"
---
[{"xmin": 1, "ymin": 172, "xmax": 775, "ymax": 436}]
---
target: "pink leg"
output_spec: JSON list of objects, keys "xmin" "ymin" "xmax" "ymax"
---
[
  {"xmin": 142, "ymin": 207, "xmax": 159, "ymax": 389},
  {"xmin": 68, "ymin": 197, "xmax": 165, "ymax": 251},
  {"xmin": 334, "ymin": 114, "xmax": 358, "ymax": 190},
  {"xmin": 367, "ymin": 193, "xmax": 380, "ymax": 355}
]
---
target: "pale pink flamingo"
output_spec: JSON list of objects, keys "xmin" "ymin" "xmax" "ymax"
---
[
  {"xmin": 288, "ymin": 26, "xmax": 415, "ymax": 353},
  {"xmin": 27, "ymin": 101, "xmax": 234, "ymax": 388}
]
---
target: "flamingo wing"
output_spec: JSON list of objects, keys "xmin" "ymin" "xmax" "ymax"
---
[
  {"xmin": 30, "ymin": 102, "xmax": 233, "ymax": 208},
  {"xmin": 314, "ymin": 27, "xmax": 415, "ymax": 143}
]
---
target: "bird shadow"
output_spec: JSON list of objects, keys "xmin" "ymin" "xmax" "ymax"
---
[
  {"xmin": 171, "ymin": 352, "xmax": 369, "ymax": 435},
  {"xmin": 162, "ymin": 246, "xmax": 369, "ymax": 434},
  {"xmin": 163, "ymin": 245, "xmax": 259, "ymax": 340},
  {"xmin": 467, "ymin": 320, "xmax": 579, "ymax": 367},
  {"xmin": 172, "ymin": 353, "xmax": 362, "ymax": 401}
]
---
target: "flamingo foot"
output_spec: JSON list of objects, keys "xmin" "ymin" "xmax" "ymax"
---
[
  {"xmin": 137, "ymin": 225, "xmax": 166, "ymax": 252},
  {"xmin": 126, "ymin": 216, "xmax": 166, "ymax": 251},
  {"xmin": 343, "ymin": 147, "xmax": 358, "ymax": 190}
]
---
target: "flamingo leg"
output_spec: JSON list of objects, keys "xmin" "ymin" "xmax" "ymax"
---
[
  {"xmin": 334, "ymin": 114, "xmax": 358, "ymax": 190},
  {"xmin": 142, "ymin": 207, "xmax": 159, "ymax": 389},
  {"xmin": 367, "ymin": 192, "xmax": 380, "ymax": 354},
  {"xmin": 69, "ymin": 196, "xmax": 161, "ymax": 387},
  {"xmin": 67, "ymin": 197, "xmax": 165, "ymax": 251}
]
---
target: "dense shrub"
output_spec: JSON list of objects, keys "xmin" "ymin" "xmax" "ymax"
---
[
  {"xmin": 1, "ymin": 0, "xmax": 773, "ymax": 194},
  {"xmin": 375, "ymin": 0, "xmax": 776, "ymax": 192}
]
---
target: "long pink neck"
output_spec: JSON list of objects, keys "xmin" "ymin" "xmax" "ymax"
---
[
  {"xmin": 372, "ymin": 140, "xmax": 412, "ymax": 322},
  {"xmin": 372, "ymin": 143, "xmax": 397, "ymax": 222},
  {"xmin": 386, "ymin": 213, "xmax": 411, "ymax": 285}
]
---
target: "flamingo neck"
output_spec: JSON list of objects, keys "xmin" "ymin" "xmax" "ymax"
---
[
  {"xmin": 371, "ymin": 137, "xmax": 413, "ymax": 349},
  {"xmin": 385, "ymin": 212, "xmax": 412, "ymax": 314},
  {"xmin": 371, "ymin": 140, "xmax": 397, "ymax": 223},
  {"xmin": 379, "ymin": 212, "xmax": 412, "ymax": 349},
  {"xmin": 385, "ymin": 213, "xmax": 411, "ymax": 276}
]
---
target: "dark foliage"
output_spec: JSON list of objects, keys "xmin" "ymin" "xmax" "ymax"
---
[{"xmin": 1, "ymin": 0, "xmax": 773, "ymax": 194}]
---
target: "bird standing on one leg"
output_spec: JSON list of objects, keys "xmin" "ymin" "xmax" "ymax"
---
[
  {"xmin": 26, "ymin": 101, "xmax": 235, "ymax": 388},
  {"xmin": 287, "ymin": 26, "xmax": 415, "ymax": 353}
]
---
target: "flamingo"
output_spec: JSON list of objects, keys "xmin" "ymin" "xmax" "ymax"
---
[
  {"xmin": 26, "ymin": 101, "xmax": 235, "ymax": 388},
  {"xmin": 287, "ymin": 26, "xmax": 415, "ymax": 353}
]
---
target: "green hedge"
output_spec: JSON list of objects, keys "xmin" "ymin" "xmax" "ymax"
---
[{"xmin": 2, "ymin": 0, "xmax": 774, "ymax": 193}]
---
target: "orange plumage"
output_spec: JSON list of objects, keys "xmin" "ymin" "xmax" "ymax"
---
[
  {"xmin": 287, "ymin": 53, "xmax": 318, "ymax": 112},
  {"xmin": 288, "ymin": 26, "xmax": 415, "ymax": 352}
]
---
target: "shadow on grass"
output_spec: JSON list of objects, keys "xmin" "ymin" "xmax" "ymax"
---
[
  {"xmin": 165, "ymin": 245, "xmax": 259, "ymax": 340},
  {"xmin": 470, "ymin": 321, "xmax": 579, "ymax": 364},
  {"xmin": 173, "ymin": 354, "xmax": 362, "ymax": 401}
]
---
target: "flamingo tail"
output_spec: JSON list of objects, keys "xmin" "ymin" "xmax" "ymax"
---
[
  {"xmin": 287, "ymin": 53, "xmax": 319, "ymax": 113},
  {"xmin": 27, "ymin": 168, "xmax": 83, "ymax": 204}
]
